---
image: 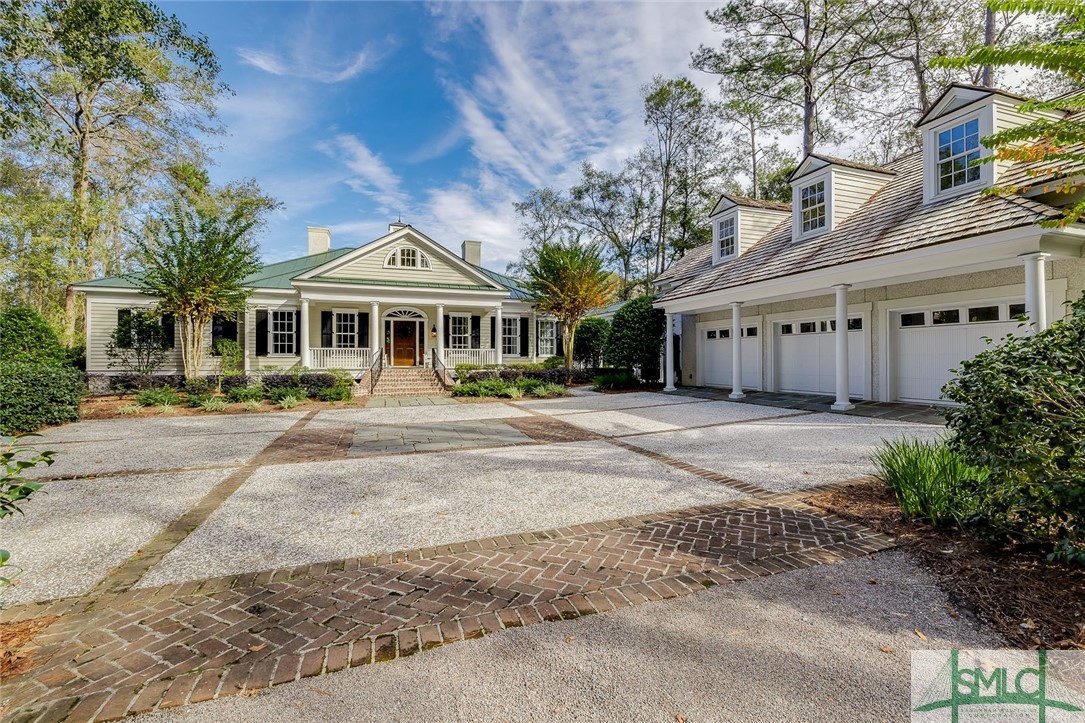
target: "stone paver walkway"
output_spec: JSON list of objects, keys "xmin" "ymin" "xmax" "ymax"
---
[{"xmin": 348, "ymin": 420, "xmax": 532, "ymax": 456}]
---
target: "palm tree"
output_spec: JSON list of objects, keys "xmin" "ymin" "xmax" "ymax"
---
[
  {"xmin": 522, "ymin": 241, "xmax": 618, "ymax": 378},
  {"xmin": 133, "ymin": 202, "xmax": 262, "ymax": 378}
]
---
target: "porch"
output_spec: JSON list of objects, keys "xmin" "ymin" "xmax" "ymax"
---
[{"xmin": 306, "ymin": 346, "xmax": 500, "ymax": 372}]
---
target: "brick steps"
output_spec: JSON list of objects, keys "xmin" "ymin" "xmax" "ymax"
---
[{"xmin": 370, "ymin": 367, "xmax": 448, "ymax": 397}]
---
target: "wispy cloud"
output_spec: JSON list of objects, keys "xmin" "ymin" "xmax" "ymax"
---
[
  {"xmin": 237, "ymin": 46, "xmax": 372, "ymax": 83},
  {"xmin": 318, "ymin": 133, "xmax": 409, "ymax": 216}
]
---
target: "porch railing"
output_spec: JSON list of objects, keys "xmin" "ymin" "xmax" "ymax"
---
[
  {"xmin": 309, "ymin": 347, "xmax": 371, "ymax": 371},
  {"xmin": 431, "ymin": 348, "xmax": 453, "ymax": 390},
  {"xmin": 443, "ymin": 349, "xmax": 498, "ymax": 367},
  {"xmin": 367, "ymin": 347, "xmax": 384, "ymax": 396}
]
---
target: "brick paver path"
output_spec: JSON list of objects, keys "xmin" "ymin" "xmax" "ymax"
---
[{"xmin": 0, "ymin": 396, "xmax": 906, "ymax": 723}]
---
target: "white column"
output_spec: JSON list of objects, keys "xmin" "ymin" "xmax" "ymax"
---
[
  {"xmin": 663, "ymin": 313, "xmax": 676, "ymax": 391},
  {"xmin": 436, "ymin": 304, "xmax": 445, "ymax": 365},
  {"xmin": 495, "ymin": 306, "xmax": 504, "ymax": 365},
  {"xmin": 530, "ymin": 311, "xmax": 537, "ymax": 362},
  {"xmin": 300, "ymin": 298, "xmax": 312, "ymax": 368},
  {"xmin": 831, "ymin": 284, "xmax": 854, "ymax": 411},
  {"xmin": 370, "ymin": 302, "xmax": 380, "ymax": 356},
  {"xmin": 729, "ymin": 302, "xmax": 745, "ymax": 400},
  {"xmin": 1023, "ymin": 252, "xmax": 1050, "ymax": 333}
]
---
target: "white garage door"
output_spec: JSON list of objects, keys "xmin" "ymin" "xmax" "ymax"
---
[
  {"xmin": 892, "ymin": 300, "xmax": 1026, "ymax": 403},
  {"xmin": 702, "ymin": 325, "xmax": 762, "ymax": 390},
  {"xmin": 775, "ymin": 317, "xmax": 866, "ymax": 398}
]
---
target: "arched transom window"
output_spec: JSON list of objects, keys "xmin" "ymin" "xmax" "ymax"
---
[{"xmin": 384, "ymin": 246, "xmax": 431, "ymax": 269}]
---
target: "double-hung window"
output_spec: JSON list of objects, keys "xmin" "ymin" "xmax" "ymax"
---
[
  {"xmin": 334, "ymin": 311, "xmax": 356, "ymax": 348},
  {"xmin": 937, "ymin": 118, "xmax": 981, "ymax": 191},
  {"xmin": 538, "ymin": 320, "xmax": 556, "ymax": 356},
  {"xmin": 271, "ymin": 310, "xmax": 296, "ymax": 355},
  {"xmin": 717, "ymin": 216, "xmax": 736, "ymax": 259},
  {"xmin": 800, "ymin": 180, "xmax": 826, "ymax": 233},
  {"xmin": 449, "ymin": 315, "xmax": 470, "ymax": 349},
  {"xmin": 502, "ymin": 317, "xmax": 519, "ymax": 355}
]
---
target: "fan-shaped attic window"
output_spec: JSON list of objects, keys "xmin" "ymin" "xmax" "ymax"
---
[{"xmin": 384, "ymin": 246, "xmax": 431, "ymax": 270}]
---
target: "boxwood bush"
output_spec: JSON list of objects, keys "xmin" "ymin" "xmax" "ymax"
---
[
  {"xmin": 220, "ymin": 374, "xmax": 252, "ymax": 394},
  {"xmin": 943, "ymin": 292, "xmax": 1085, "ymax": 564},
  {"xmin": 0, "ymin": 361, "xmax": 86, "ymax": 434}
]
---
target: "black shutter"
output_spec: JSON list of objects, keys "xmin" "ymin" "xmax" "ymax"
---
[
  {"xmin": 443, "ymin": 315, "xmax": 450, "ymax": 347},
  {"xmin": 256, "ymin": 310, "xmax": 268, "ymax": 356},
  {"xmin": 294, "ymin": 310, "xmax": 301, "ymax": 355},
  {"xmin": 555, "ymin": 322, "xmax": 564, "ymax": 357},
  {"xmin": 161, "ymin": 314, "xmax": 176, "ymax": 350},
  {"xmin": 358, "ymin": 312, "xmax": 369, "ymax": 348},
  {"xmin": 519, "ymin": 317, "xmax": 528, "ymax": 357},
  {"xmin": 490, "ymin": 317, "xmax": 496, "ymax": 350},
  {"xmin": 470, "ymin": 315, "xmax": 481, "ymax": 349},
  {"xmin": 116, "ymin": 309, "xmax": 132, "ymax": 348},
  {"xmin": 321, "ymin": 311, "xmax": 333, "ymax": 347},
  {"xmin": 535, "ymin": 318, "xmax": 540, "ymax": 356}
]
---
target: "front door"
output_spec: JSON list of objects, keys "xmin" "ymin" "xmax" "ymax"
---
[{"xmin": 392, "ymin": 320, "xmax": 417, "ymax": 366}]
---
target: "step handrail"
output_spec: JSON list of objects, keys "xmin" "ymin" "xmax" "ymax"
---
[
  {"xmin": 431, "ymin": 348, "xmax": 453, "ymax": 390},
  {"xmin": 368, "ymin": 347, "xmax": 384, "ymax": 396}
]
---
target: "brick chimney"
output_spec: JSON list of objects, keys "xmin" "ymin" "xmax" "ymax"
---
[
  {"xmin": 461, "ymin": 240, "xmax": 481, "ymax": 267},
  {"xmin": 307, "ymin": 226, "xmax": 331, "ymax": 255}
]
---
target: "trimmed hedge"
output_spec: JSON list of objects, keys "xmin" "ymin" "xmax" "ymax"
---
[
  {"xmin": 219, "ymin": 374, "xmax": 252, "ymax": 393},
  {"xmin": 0, "ymin": 361, "xmax": 86, "ymax": 434},
  {"xmin": 0, "ymin": 306, "xmax": 68, "ymax": 366},
  {"xmin": 300, "ymin": 372, "xmax": 338, "ymax": 396}
]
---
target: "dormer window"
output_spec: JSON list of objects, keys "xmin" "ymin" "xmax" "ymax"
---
[
  {"xmin": 717, "ymin": 217, "xmax": 736, "ymax": 258},
  {"xmin": 800, "ymin": 180, "xmax": 826, "ymax": 233},
  {"xmin": 384, "ymin": 246, "xmax": 431, "ymax": 269},
  {"xmin": 937, "ymin": 118, "xmax": 981, "ymax": 191}
]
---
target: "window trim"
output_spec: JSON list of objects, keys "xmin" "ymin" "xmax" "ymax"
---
[
  {"xmin": 332, "ymin": 308, "xmax": 357, "ymax": 349},
  {"xmin": 448, "ymin": 312, "xmax": 470, "ymax": 350},
  {"xmin": 936, "ymin": 117, "xmax": 982, "ymax": 193},
  {"xmin": 269, "ymin": 308, "xmax": 298, "ymax": 356},
  {"xmin": 791, "ymin": 170, "xmax": 832, "ymax": 241},
  {"xmin": 501, "ymin": 315, "xmax": 520, "ymax": 356},
  {"xmin": 713, "ymin": 213, "xmax": 738, "ymax": 263},
  {"xmin": 923, "ymin": 108, "xmax": 992, "ymax": 203},
  {"xmin": 537, "ymin": 319, "xmax": 557, "ymax": 356},
  {"xmin": 383, "ymin": 246, "xmax": 432, "ymax": 270}
]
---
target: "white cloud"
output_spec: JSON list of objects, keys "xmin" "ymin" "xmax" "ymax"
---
[
  {"xmin": 318, "ymin": 133, "xmax": 409, "ymax": 215},
  {"xmin": 237, "ymin": 46, "xmax": 372, "ymax": 83}
]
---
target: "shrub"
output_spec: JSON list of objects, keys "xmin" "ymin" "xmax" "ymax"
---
[
  {"xmin": 505, "ymin": 386, "xmax": 524, "ymax": 399},
  {"xmin": 534, "ymin": 382, "xmax": 569, "ymax": 398},
  {"xmin": 1, "ymin": 436, "xmax": 56, "ymax": 587},
  {"xmin": 455, "ymin": 363, "xmax": 481, "ymax": 377},
  {"xmin": 183, "ymin": 377, "xmax": 215, "ymax": 397},
  {"xmin": 872, "ymin": 437, "xmax": 987, "ymax": 528},
  {"xmin": 118, "ymin": 403, "xmax": 143, "ymax": 415},
  {"xmin": 186, "ymin": 393, "xmax": 212, "ymax": 408},
  {"xmin": 220, "ymin": 374, "xmax": 252, "ymax": 394},
  {"xmin": 604, "ymin": 295, "xmax": 665, "ymax": 381},
  {"xmin": 106, "ymin": 310, "xmax": 170, "ymax": 375},
  {"xmin": 261, "ymin": 373, "xmax": 300, "ymax": 395},
  {"xmin": 514, "ymin": 377, "xmax": 544, "ymax": 393},
  {"xmin": 0, "ymin": 361, "xmax": 86, "ymax": 434},
  {"xmin": 243, "ymin": 399, "xmax": 263, "ymax": 411},
  {"xmin": 0, "ymin": 307, "xmax": 67, "ymax": 366},
  {"xmin": 110, "ymin": 373, "xmax": 183, "ymax": 393},
  {"xmin": 135, "ymin": 386, "xmax": 181, "ymax": 407},
  {"xmin": 574, "ymin": 317, "xmax": 609, "ymax": 368},
  {"xmin": 278, "ymin": 393, "xmax": 302, "ymax": 409},
  {"xmin": 213, "ymin": 339, "xmax": 244, "ymax": 377},
  {"xmin": 200, "ymin": 397, "xmax": 227, "ymax": 412},
  {"xmin": 943, "ymin": 292, "xmax": 1085, "ymax": 560},
  {"xmin": 227, "ymin": 385, "xmax": 263, "ymax": 403},
  {"xmin": 300, "ymin": 372, "xmax": 338, "ymax": 396},
  {"xmin": 453, "ymin": 378, "xmax": 515, "ymax": 398},
  {"xmin": 156, "ymin": 403, "xmax": 176, "ymax": 415},
  {"xmin": 266, "ymin": 385, "xmax": 305, "ymax": 403},
  {"xmin": 593, "ymin": 369, "xmax": 638, "ymax": 391},
  {"xmin": 317, "ymin": 384, "xmax": 352, "ymax": 402},
  {"xmin": 542, "ymin": 355, "xmax": 564, "ymax": 369}
]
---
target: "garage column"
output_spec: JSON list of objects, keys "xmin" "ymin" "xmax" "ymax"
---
[
  {"xmin": 831, "ymin": 284, "xmax": 855, "ymax": 412},
  {"xmin": 663, "ymin": 313, "xmax": 676, "ymax": 392},
  {"xmin": 729, "ymin": 302, "xmax": 745, "ymax": 400},
  {"xmin": 300, "ymin": 298, "xmax": 311, "ymax": 368},
  {"xmin": 370, "ymin": 302, "xmax": 380, "ymax": 357},
  {"xmin": 1022, "ymin": 252, "xmax": 1050, "ymax": 333}
]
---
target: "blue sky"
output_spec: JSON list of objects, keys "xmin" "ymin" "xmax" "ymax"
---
[{"xmin": 165, "ymin": 1, "xmax": 720, "ymax": 271}]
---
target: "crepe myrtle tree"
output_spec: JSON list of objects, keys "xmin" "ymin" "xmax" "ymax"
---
[
  {"xmin": 133, "ymin": 201, "xmax": 261, "ymax": 379},
  {"xmin": 522, "ymin": 241, "xmax": 618, "ymax": 379}
]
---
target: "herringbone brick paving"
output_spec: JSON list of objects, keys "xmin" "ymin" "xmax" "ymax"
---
[{"xmin": 0, "ymin": 493, "xmax": 892, "ymax": 723}]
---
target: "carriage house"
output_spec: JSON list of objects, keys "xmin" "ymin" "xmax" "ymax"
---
[
  {"xmin": 75, "ymin": 223, "xmax": 562, "ymax": 377},
  {"xmin": 655, "ymin": 84, "xmax": 1085, "ymax": 407}
]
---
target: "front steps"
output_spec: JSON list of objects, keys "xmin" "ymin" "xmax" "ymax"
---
[{"xmin": 368, "ymin": 366, "xmax": 449, "ymax": 397}]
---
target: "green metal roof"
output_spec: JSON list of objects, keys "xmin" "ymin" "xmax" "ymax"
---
[
  {"xmin": 245, "ymin": 247, "xmax": 355, "ymax": 288},
  {"xmin": 471, "ymin": 264, "xmax": 532, "ymax": 300},
  {"xmin": 305, "ymin": 276, "xmax": 502, "ymax": 292}
]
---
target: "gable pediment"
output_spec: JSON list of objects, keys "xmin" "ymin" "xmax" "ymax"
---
[{"xmin": 295, "ymin": 226, "xmax": 506, "ymax": 290}]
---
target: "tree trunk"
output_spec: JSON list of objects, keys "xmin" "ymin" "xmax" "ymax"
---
[
  {"xmin": 749, "ymin": 121, "xmax": 759, "ymax": 198},
  {"xmin": 564, "ymin": 322, "xmax": 576, "ymax": 384},
  {"xmin": 180, "ymin": 316, "xmax": 208, "ymax": 379},
  {"xmin": 981, "ymin": 7, "xmax": 995, "ymax": 87},
  {"xmin": 66, "ymin": 129, "xmax": 91, "ymax": 346},
  {"xmin": 802, "ymin": 0, "xmax": 815, "ymax": 157}
]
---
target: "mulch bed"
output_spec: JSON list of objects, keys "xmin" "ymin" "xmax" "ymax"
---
[
  {"xmin": 77, "ymin": 396, "xmax": 362, "ymax": 421},
  {"xmin": 807, "ymin": 479, "xmax": 1085, "ymax": 650},
  {"xmin": 0, "ymin": 615, "xmax": 59, "ymax": 680}
]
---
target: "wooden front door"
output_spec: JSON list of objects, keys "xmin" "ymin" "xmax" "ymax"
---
[{"xmin": 392, "ymin": 320, "xmax": 417, "ymax": 366}]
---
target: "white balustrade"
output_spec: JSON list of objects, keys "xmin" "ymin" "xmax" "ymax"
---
[
  {"xmin": 309, "ymin": 347, "xmax": 371, "ymax": 371},
  {"xmin": 443, "ymin": 348, "xmax": 498, "ymax": 367}
]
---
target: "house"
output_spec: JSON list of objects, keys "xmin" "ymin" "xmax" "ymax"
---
[
  {"xmin": 654, "ymin": 84, "xmax": 1085, "ymax": 407},
  {"xmin": 74, "ymin": 223, "xmax": 563, "ymax": 378}
]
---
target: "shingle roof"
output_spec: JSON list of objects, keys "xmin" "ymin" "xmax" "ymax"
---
[
  {"xmin": 658, "ymin": 151, "xmax": 1063, "ymax": 303},
  {"xmin": 799, "ymin": 154, "xmax": 895, "ymax": 177},
  {"xmin": 655, "ymin": 243, "xmax": 714, "ymax": 285},
  {"xmin": 718, "ymin": 194, "xmax": 791, "ymax": 211}
]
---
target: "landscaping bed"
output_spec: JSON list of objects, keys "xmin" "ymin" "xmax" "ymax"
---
[
  {"xmin": 77, "ymin": 395, "xmax": 361, "ymax": 421},
  {"xmin": 808, "ymin": 478, "xmax": 1085, "ymax": 650}
]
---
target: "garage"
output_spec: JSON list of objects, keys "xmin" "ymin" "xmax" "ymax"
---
[
  {"xmin": 774, "ymin": 317, "xmax": 867, "ymax": 398},
  {"xmin": 701, "ymin": 325, "xmax": 762, "ymax": 389},
  {"xmin": 891, "ymin": 300, "xmax": 1026, "ymax": 403}
]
